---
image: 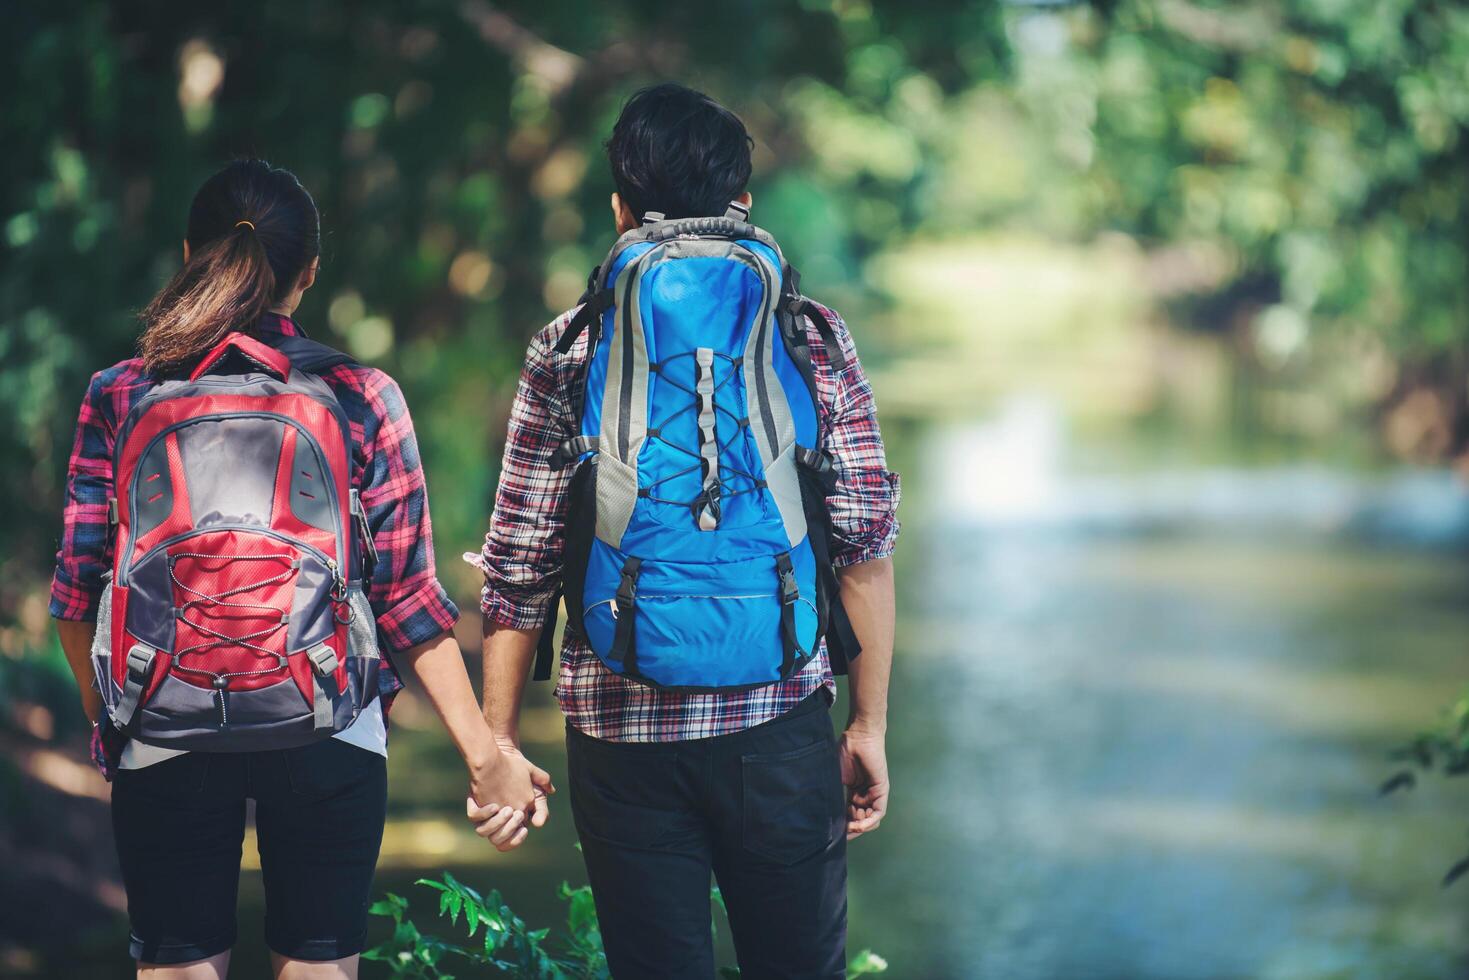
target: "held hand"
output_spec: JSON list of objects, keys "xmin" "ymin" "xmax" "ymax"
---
[
  {"xmin": 495, "ymin": 734, "xmax": 556, "ymax": 829},
  {"xmin": 466, "ymin": 795, "xmax": 528, "ymax": 851},
  {"xmin": 838, "ymin": 727, "xmax": 889, "ymax": 841},
  {"xmin": 465, "ymin": 748, "xmax": 536, "ymax": 851}
]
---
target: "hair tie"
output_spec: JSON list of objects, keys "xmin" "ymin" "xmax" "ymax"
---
[{"xmin": 235, "ymin": 219, "xmax": 256, "ymax": 231}]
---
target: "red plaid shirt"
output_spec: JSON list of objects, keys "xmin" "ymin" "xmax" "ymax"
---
[
  {"xmin": 472, "ymin": 301, "xmax": 900, "ymax": 742},
  {"xmin": 52, "ymin": 314, "xmax": 460, "ymax": 667}
]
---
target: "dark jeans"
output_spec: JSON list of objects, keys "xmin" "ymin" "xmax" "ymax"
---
[
  {"xmin": 110, "ymin": 737, "xmax": 387, "ymax": 964},
  {"xmin": 567, "ymin": 693, "xmax": 847, "ymax": 980}
]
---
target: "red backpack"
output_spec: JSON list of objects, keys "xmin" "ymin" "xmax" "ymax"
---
[{"xmin": 93, "ymin": 332, "xmax": 380, "ymax": 751}]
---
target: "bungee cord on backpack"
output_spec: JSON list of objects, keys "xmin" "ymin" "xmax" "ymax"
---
[
  {"xmin": 635, "ymin": 350, "xmax": 767, "ymax": 530},
  {"xmin": 169, "ymin": 551, "xmax": 295, "ymax": 725}
]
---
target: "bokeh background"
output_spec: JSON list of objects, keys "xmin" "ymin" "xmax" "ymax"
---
[{"xmin": 5, "ymin": 1, "xmax": 1469, "ymax": 977}]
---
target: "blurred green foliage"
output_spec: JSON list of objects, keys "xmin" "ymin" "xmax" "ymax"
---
[
  {"xmin": 1097, "ymin": 1, "xmax": 1469, "ymax": 346},
  {"xmin": 0, "ymin": 0, "xmax": 1013, "ymax": 613},
  {"xmin": 3, "ymin": 0, "xmax": 1468, "ymax": 634}
]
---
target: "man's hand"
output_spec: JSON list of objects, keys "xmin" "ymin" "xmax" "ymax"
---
[
  {"xmin": 496, "ymin": 735, "xmax": 556, "ymax": 828},
  {"xmin": 466, "ymin": 748, "xmax": 536, "ymax": 851},
  {"xmin": 466, "ymin": 735, "xmax": 557, "ymax": 850},
  {"xmin": 838, "ymin": 727, "xmax": 889, "ymax": 840},
  {"xmin": 835, "ymin": 556, "xmax": 894, "ymax": 841}
]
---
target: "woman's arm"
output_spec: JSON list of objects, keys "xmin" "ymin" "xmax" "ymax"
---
[
  {"xmin": 51, "ymin": 370, "xmax": 121, "ymax": 728},
  {"xmin": 356, "ymin": 371, "xmax": 537, "ymax": 848},
  {"xmin": 397, "ymin": 630, "xmax": 536, "ymax": 849},
  {"xmin": 56, "ymin": 619, "xmax": 102, "ymax": 724}
]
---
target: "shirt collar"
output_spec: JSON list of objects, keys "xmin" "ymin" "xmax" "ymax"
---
[{"xmin": 257, "ymin": 313, "xmax": 307, "ymax": 338}]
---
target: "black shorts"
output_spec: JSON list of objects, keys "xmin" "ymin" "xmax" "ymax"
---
[{"xmin": 110, "ymin": 737, "xmax": 387, "ymax": 964}]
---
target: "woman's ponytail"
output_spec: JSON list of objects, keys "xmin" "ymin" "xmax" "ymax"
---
[
  {"xmin": 137, "ymin": 160, "xmax": 320, "ymax": 375},
  {"xmin": 138, "ymin": 223, "xmax": 277, "ymax": 373}
]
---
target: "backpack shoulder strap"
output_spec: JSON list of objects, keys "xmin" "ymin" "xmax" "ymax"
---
[
  {"xmin": 786, "ymin": 297, "xmax": 847, "ymax": 374},
  {"xmin": 261, "ymin": 333, "xmax": 358, "ymax": 375},
  {"xmin": 775, "ymin": 263, "xmax": 863, "ymax": 673},
  {"xmin": 554, "ymin": 285, "xmax": 615, "ymax": 354},
  {"xmin": 774, "ymin": 264, "xmax": 848, "ymax": 375}
]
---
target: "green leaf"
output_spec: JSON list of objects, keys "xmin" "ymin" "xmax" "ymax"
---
[
  {"xmin": 847, "ymin": 949, "xmax": 889, "ymax": 977},
  {"xmin": 370, "ymin": 893, "xmax": 408, "ymax": 918},
  {"xmin": 465, "ymin": 901, "xmax": 481, "ymax": 937}
]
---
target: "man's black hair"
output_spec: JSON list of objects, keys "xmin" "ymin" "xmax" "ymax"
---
[{"xmin": 605, "ymin": 83, "xmax": 753, "ymax": 221}]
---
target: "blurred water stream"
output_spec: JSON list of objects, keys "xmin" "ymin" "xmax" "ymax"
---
[{"xmin": 848, "ymin": 398, "xmax": 1469, "ymax": 979}]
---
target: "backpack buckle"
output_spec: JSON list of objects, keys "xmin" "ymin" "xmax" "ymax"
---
[
  {"xmin": 776, "ymin": 555, "xmax": 799, "ymax": 605},
  {"xmin": 613, "ymin": 556, "xmax": 643, "ymax": 617},
  {"xmin": 125, "ymin": 644, "xmax": 156, "ymax": 679},
  {"xmin": 616, "ymin": 568, "xmax": 638, "ymax": 607},
  {"xmin": 307, "ymin": 643, "xmax": 338, "ymax": 678}
]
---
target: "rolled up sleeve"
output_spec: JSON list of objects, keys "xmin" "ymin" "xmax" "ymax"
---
[
  {"xmin": 813, "ymin": 306, "xmax": 901, "ymax": 567},
  {"xmin": 51, "ymin": 371, "xmax": 119, "ymax": 621},
  {"xmin": 360, "ymin": 373, "xmax": 459, "ymax": 652},
  {"xmin": 473, "ymin": 328, "xmax": 575, "ymax": 630}
]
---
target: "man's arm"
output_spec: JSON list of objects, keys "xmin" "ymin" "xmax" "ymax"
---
[
  {"xmin": 836, "ymin": 556, "xmax": 894, "ymax": 839},
  {"xmin": 478, "ymin": 620, "xmax": 555, "ymax": 830},
  {"xmin": 471, "ymin": 326, "xmax": 578, "ymax": 832},
  {"xmin": 481, "ymin": 621, "xmax": 538, "ymax": 749},
  {"xmin": 808, "ymin": 303, "xmax": 902, "ymax": 841}
]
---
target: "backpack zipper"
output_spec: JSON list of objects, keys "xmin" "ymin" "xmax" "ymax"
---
[
  {"xmin": 119, "ymin": 412, "xmax": 345, "ymax": 583},
  {"xmin": 122, "ymin": 523, "xmax": 339, "ymax": 589}
]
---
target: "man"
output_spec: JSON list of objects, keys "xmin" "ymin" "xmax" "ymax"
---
[{"xmin": 470, "ymin": 83, "xmax": 900, "ymax": 979}]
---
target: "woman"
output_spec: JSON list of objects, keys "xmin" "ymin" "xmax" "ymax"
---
[{"xmin": 51, "ymin": 159, "xmax": 548, "ymax": 979}]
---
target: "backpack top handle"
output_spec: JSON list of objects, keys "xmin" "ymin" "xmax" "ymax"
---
[
  {"xmin": 189, "ymin": 331, "xmax": 293, "ymax": 382},
  {"xmin": 640, "ymin": 214, "xmax": 755, "ymax": 242}
]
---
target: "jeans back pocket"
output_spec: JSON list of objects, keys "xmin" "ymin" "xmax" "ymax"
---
[{"xmin": 741, "ymin": 738, "xmax": 843, "ymax": 865}]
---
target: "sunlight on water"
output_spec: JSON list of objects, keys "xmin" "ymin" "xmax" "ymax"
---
[
  {"xmin": 932, "ymin": 396, "xmax": 1469, "ymax": 543},
  {"xmin": 935, "ymin": 396, "xmax": 1067, "ymax": 523},
  {"xmin": 849, "ymin": 408, "xmax": 1469, "ymax": 979}
]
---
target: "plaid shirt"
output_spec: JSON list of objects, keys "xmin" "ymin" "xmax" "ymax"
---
[
  {"xmin": 52, "ymin": 313, "xmax": 459, "ymax": 673},
  {"xmin": 472, "ymin": 300, "xmax": 900, "ymax": 742}
]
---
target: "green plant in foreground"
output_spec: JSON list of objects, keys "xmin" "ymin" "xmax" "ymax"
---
[
  {"xmin": 363, "ymin": 869, "xmax": 887, "ymax": 979},
  {"xmin": 1381, "ymin": 690, "xmax": 1469, "ymax": 885}
]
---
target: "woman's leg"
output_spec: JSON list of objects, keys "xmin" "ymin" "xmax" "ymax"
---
[
  {"xmin": 250, "ymin": 738, "xmax": 387, "ymax": 969},
  {"xmin": 111, "ymin": 753, "xmax": 248, "ymax": 975},
  {"xmin": 269, "ymin": 952, "xmax": 357, "ymax": 979},
  {"xmin": 138, "ymin": 952, "xmax": 230, "ymax": 979}
]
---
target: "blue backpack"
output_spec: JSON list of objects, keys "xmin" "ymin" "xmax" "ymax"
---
[{"xmin": 538, "ymin": 203, "xmax": 861, "ymax": 691}]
